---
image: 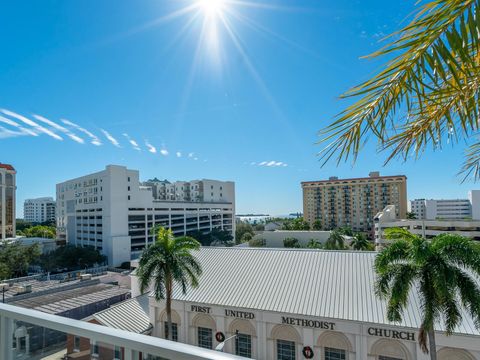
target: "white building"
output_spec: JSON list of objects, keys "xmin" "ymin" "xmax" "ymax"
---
[
  {"xmin": 410, "ymin": 190, "xmax": 480, "ymax": 220},
  {"xmin": 23, "ymin": 197, "xmax": 56, "ymax": 223},
  {"xmin": 56, "ymin": 165, "xmax": 235, "ymax": 266},
  {"xmin": 127, "ymin": 247, "xmax": 480, "ymax": 360},
  {"xmin": 375, "ymin": 205, "xmax": 480, "ymax": 247},
  {"xmin": 0, "ymin": 163, "xmax": 16, "ymax": 240}
]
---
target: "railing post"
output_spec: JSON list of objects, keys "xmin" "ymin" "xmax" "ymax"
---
[{"xmin": 0, "ymin": 315, "xmax": 13, "ymax": 360}]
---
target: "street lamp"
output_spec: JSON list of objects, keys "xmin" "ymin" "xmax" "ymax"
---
[
  {"xmin": 0, "ymin": 283, "xmax": 9, "ymax": 303},
  {"xmin": 215, "ymin": 330, "xmax": 238, "ymax": 352}
]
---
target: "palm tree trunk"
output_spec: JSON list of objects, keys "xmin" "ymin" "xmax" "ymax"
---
[
  {"xmin": 428, "ymin": 330, "xmax": 437, "ymax": 360},
  {"xmin": 166, "ymin": 278, "xmax": 173, "ymax": 341}
]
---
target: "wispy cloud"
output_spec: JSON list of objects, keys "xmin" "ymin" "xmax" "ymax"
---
[
  {"xmin": 176, "ymin": 151, "xmax": 182, "ymax": 158},
  {"xmin": 0, "ymin": 125, "xmax": 29, "ymax": 139},
  {"xmin": 255, "ymin": 160, "xmax": 288, "ymax": 167},
  {"xmin": 145, "ymin": 140, "xmax": 157, "ymax": 154},
  {"xmin": 188, "ymin": 152, "xmax": 194, "ymax": 158},
  {"xmin": 62, "ymin": 119, "xmax": 101, "ymax": 146},
  {"xmin": 33, "ymin": 114, "xmax": 84, "ymax": 144},
  {"xmin": 160, "ymin": 148, "xmax": 169, "ymax": 156},
  {"xmin": 123, "ymin": 133, "xmax": 141, "ymax": 151},
  {"xmin": 1, "ymin": 109, "xmax": 63, "ymax": 140},
  {"xmin": 0, "ymin": 115, "xmax": 38, "ymax": 137},
  {"xmin": 100, "ymin": 129, "xmax": 120, "ymax": 147}
]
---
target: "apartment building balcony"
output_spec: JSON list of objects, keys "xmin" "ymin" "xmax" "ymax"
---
[{"xmin": 0, "ymin": 303, "xmax": 245, "ymax": 360}]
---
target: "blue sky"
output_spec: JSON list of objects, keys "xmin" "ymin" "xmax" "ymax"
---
[{"xmin": 0, "ymin": 0, "xmax": 476, "ymax": 216}]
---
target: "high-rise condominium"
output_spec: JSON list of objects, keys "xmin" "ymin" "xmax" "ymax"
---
[
  {"xmin": 0, "ymin": 163, "xmax": 16, "ymax": 240},
  {"xmin": 302, "ymin": 172, "xmax": 407, "ymax": 234},
  {"xmin": 56, "ymin": 165, "xmax": 235, "ymax": 265},
  {"xmin": 24, "ymin": 197, "xmax": 56, "ymax": 223}
]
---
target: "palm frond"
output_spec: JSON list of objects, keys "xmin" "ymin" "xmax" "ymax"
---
[{"xmin": 318, "ymin": 0, "xmax": 480, "ymax": 178}]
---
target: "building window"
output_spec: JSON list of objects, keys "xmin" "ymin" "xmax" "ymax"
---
[
  {"xmin": 198, "ymin": 327, "xmax": 212, "ymax": 349},
  {"xmin": 164, "ymin": 322, "xmax": 178, "ymax": 341},
  {"xmin": 277, "ymin": 339, "xmax": 295, "ymax": 360},
  {"xmin": 128, "ymin": 177, "xmax": 130, "ymax": 182},
  {"xmin": 235, "ymin": 333, "xmax": 252, "ymax": 358},
  {"xmin": 91, "ymin": 342, "xmax": 99, "ymax": 356},
  {"xmin": 128, "ymin": 195, "xmax": 131, "ymax": 200},
  {"xmin": 114, "ymin": 345, "xmax": 122, "ymax": 360},
  {"xmin": 73, "ymin": 336, "xmax": 80, "ymax": 352},
  {"xmin": 378, "ymin": 357, "xmax": 402, "ymax": 360},
  {"xmin": 128, "ymin": 186, "xmax": 131, "ymax": 191},
  {"xmin": 325, "ymin": 347, "xmax": 346, "ymax": 360}
]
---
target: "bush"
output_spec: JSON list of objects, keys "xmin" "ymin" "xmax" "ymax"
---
[
  {"xmin": 249, "ymin": 238, "xmax": 266, "ymax": 247},
  {"xmin": 283, "ymin": 237, "xmax": 301, "ymax": 248}
]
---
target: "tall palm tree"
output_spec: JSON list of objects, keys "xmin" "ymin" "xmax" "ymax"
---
[
  {"xmin": 137, "ymin": 227, "xmax": 202, "ymax": 340},
  {"xmin": 318, "ymin": 0, "xmax": 480, "ymax": 180},
  {"xmin": 324, "ymin": 229, "xmax": 346, "ymax": 250},
  {"xmin": 350, "ymin": 233, "xmax": 373, "ymax": 251},
  {"xmin": 374, "ymin": 228, "xmax": 480, "ymax": 359}
]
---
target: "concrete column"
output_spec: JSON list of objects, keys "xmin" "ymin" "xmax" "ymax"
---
[
  {"xmin": 256, "ymin": 321, "xmax": 267, "ymax": 360},
  {"xmin": 0, "ymin": 315, "xmax": 13, "ymax": 360}
]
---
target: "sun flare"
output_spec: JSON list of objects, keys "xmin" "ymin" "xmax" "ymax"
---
[{"xmin": 198, "ymin": 0, "xmax": 226, "ymax": 18}]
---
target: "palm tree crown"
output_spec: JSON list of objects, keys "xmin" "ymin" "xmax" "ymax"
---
[
  {"xmin": 375, "ymin": 228, "xmax": 480, "ymax": 358},
  {"xmin": 319, "ymin": 0, "xmax": 480, "ymax": 180},
  {"xmin": 136, "ymin": 227, "xmax": 202, "ymax": 340}
]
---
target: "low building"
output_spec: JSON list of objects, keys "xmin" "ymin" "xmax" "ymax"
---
[
  {"xmin": 249, "ymin": 230, "xmax": 332, "ymax": 248},
  {"xmin": 23, "ymin": 197, "xmax": 56, "ymax": 223},
  {"xmin": 410, "ymin": 190, "xmax": 480, "ymax": 220},
  {"xmin": 4, "ymin": 273, "xmax": 130, "ymax": 357},
  {"xmin": 126, "ymin": 247, "xmax": 479, "ymax": 360},
  {"xmin": 56, "ymin": 165, "xmax": 235, "ymax": 266},
  {"xmin": 264, "ymin": 222, "xmax": 283, "ymax": 231},
  {"xmin": 375, "ymin": 205, "xmax": 480, "ymax": 247}
]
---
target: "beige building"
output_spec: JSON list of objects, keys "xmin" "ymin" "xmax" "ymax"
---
[
  {"xmin": 0, "ymin": 163, "xmax": 16, "ymax": 240},
  {"xmin": 302, "ymin": 172, "xmax": 407, "ymax": 235}
]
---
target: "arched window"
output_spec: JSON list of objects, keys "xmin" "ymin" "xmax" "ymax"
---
[
  {"xmin": 192, "ymin": 313, "xmax": 216, "ymax": 350},
  {"xmin": 370, "ymin": 338, "xmax": 411, "ymax": 360},
  {"xmin": 228, "ymin": 319, "xmax": 256, "ymax": 358},
  {"xmin": 437, "ymin": 347, "xmax": 475, "ymax": 360},
  {"xmin": 317, "ymin": 331, "xmax": 354, "ymax": 360},
  {"xmin": 158, "ymin": 309, "xmax": 182, "ymax": 341},
  {"xmin": 270, "ymin": 324, "xmax": 301, "ymax": 360}
]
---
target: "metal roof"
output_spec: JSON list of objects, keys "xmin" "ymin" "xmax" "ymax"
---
[
  {"xmin": 93, "ymin": 295, "xmax": 151, "ymax": 334},
  {"xmin": 167, "ymin": 247, "xmax": 479, "ymax": 336}
]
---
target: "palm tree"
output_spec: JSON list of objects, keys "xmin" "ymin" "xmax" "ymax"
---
[
  {"xmin": 137, "ymin": 227, "xmax": 202, "ymax": 340},
  {"xmin": 374, "ymin": 228, "xmax": 480, "ymax": 359},
  {"xmin": 350, "ymin": 233, "xmax": 372, "ymax": 251},
  {"xmin": 318, "ymin": 0, "xmax": 480, "ymax": 180},
  {"xmin": 324, "ymin": 229, "xmax": 346, "ymax": 250}
]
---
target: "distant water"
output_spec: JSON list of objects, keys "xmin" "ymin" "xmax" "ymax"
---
[{"xmin": 237, "ymin": 213, "xmax": 301, "ymax": 224}]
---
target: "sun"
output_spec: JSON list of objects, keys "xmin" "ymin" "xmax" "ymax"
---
[{"xmin": 198, "ymin": 0, "xmax": 226, "ymax": 18}]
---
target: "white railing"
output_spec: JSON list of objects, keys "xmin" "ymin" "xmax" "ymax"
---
[{"xmin": 0, "ymin": 303, "xmax": 247, "ymax": 360}]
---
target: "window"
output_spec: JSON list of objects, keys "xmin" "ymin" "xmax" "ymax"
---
[
  {"xmin": 198, "ymin": 327, "xmax": 212, "ymax": 349},
  {"xmin": 325, "ymin": 347, "xmax": 346, "ymax": 360},
  {"xmin": 73, "ymin": 336, "xmax": 80, "ymax": 352},
  {"xmin": 235, "ymin": 333, "xmax": 252, "ymax": 358},
  {"xmin": 128, "ymin": 195, "xmax": 131, "ymax": 200},
  {"xmin": 379, "ymin": 357, "xmax": 402, "ymax": 360},
  {"xmin": 164, "ymin": 322, "xmax": 178, "ymax": 341},
  {"xmin": 114, "ymin": 345, "xmax": 122, "ymax": 360},
  {"xmin": 277, "ymin": 340, "xmax": 295, "ymax": 360},
  {"xmin": 128, "ymin": 186, "xmax": 130, "ymax": 191},
  {"xmin": 128, "ymin": 177, "xmax": 130, "ymax": 182},
  {"xmin": 91, "ymin": 342, "xmax": 99, "ymax": 356}
]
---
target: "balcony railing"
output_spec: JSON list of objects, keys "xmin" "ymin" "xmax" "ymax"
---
[{"xmin": 0, "ymin": 303, "xmax": 247, "ymax": 360}]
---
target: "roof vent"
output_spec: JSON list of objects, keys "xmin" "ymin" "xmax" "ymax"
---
[
  {"xmin": 329, "ymin": 176, "xmax": 338, "ymax": 181},
  {"xmin": 369, "ymin": 171, "xmax": 380, "ymax": 178}
]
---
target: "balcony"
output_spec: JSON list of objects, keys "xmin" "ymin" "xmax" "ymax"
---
[{"xmin": 0, "ymin": 303, "xmax": 246, "ymax": 360}]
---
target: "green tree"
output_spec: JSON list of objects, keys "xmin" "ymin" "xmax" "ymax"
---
[
  {"xmin": 282, "ymin": 218, "xmax": 310, "ymax": 231},
  {"xmin": 189, "ymin": 228, "xmax": 233, "ymax": 246},
  {"xmin": 350, "ymin": 233, "xmax": 373, "ymax": 251},
  {"xmin": 23, "ymin": 225, "xmax": 56, "ymax": 239},
  {"xmin": 406, "ymin": 212, "xmax": 417, "ymax": 220},
  {"xmin": 312, "ymin": 220, "xmax": 323, "ymax": 230},
  {"xmin": 306, "ymin": 239, "xmax": 322, "ymax": 249},
  {"xmin": 235, "ymin": 222, "xmax": 254, "ymax": 244},
  {"xmin": 240, "ymin": 232, "xmax": 253, "ymax": 243},
  {"xmin": 283, "ymin": 237, "xmax": 301, "ymax": 248},
  {"xmin": 375, "ymin": 228, "xmax": 480, "ymax": 359},
  {"xmin": 324, "ymin": 230, "xmax": 346, "ymax": 250},
  {"xmin": 37, "ymin": 245, "xmax": 106, "ymax": 272},
  {"xmin": 0, "ymin": 242, "xmax": 41, "ymax": 278},
  {"xmin": 318, "ymin": 0, "xmax": 480, "ymax": 180},
  {"xmin": 137, "ymin": 227, "xmax": 202, "ymax": 340}
]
